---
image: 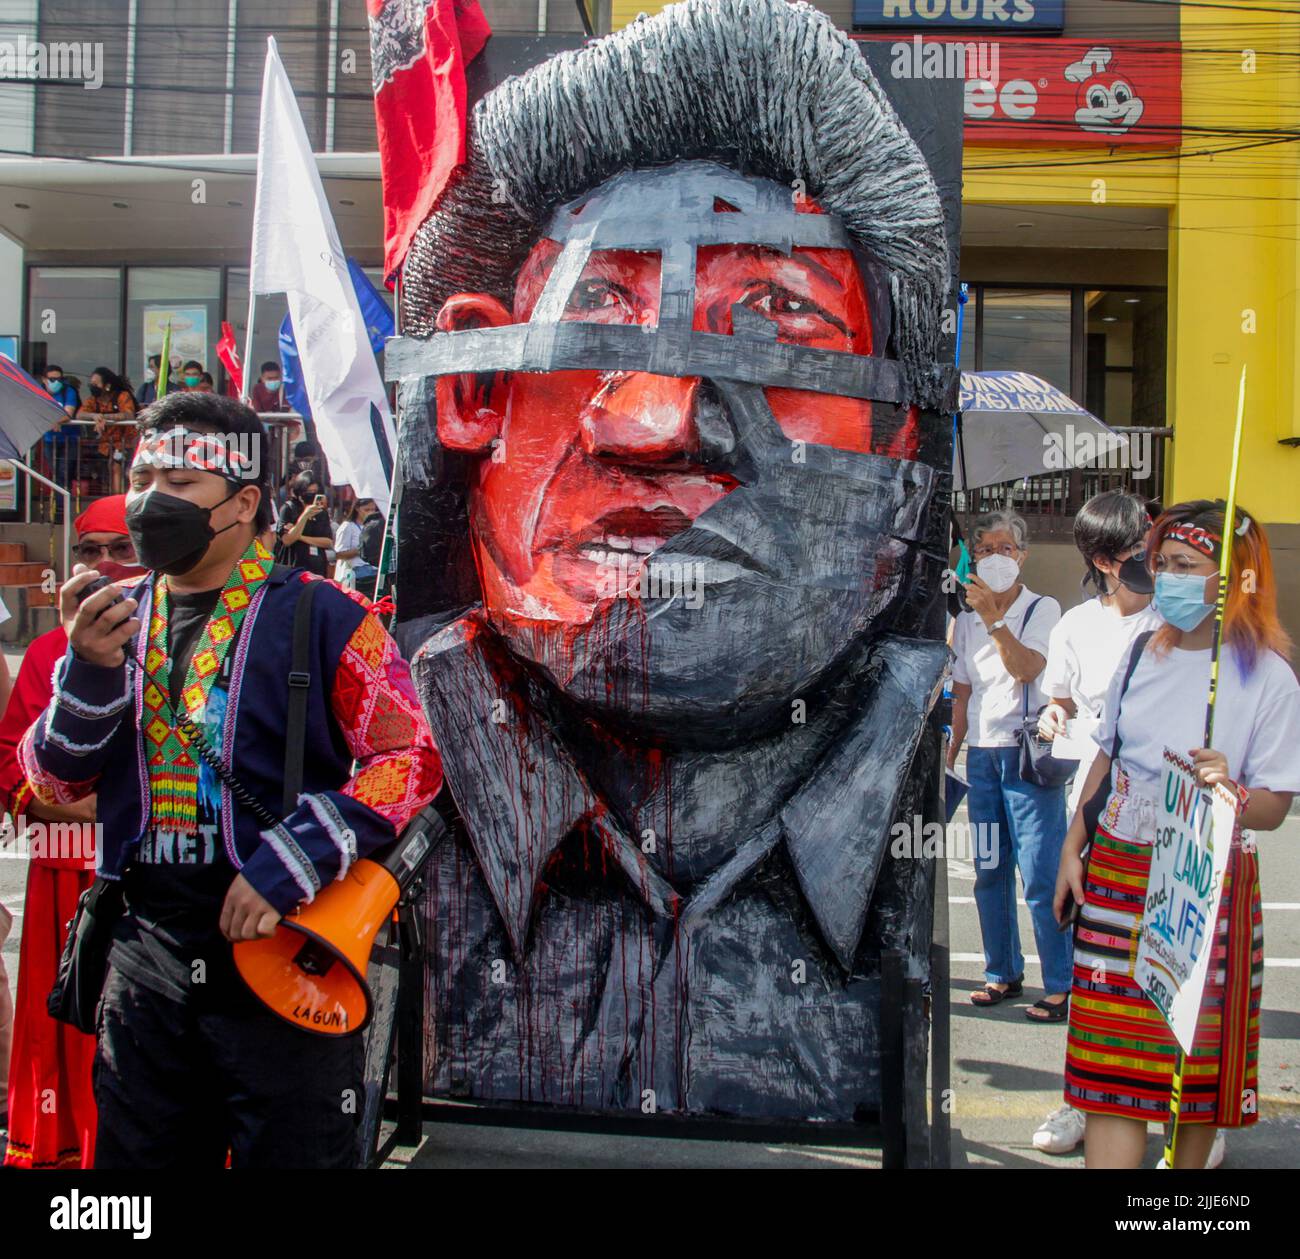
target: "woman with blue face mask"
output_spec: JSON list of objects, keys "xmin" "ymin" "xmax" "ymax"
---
[
  {"xmin": 949, "ymin": 510, "xmax": 1071, "ymax": 1022},
  {"xmin": 1053, "ymin": 499, "xmax": 1300, "ymax": 1170}
]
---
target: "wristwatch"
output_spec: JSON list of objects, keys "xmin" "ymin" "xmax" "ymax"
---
[{"xmin": 988, "ymin": 618, "xmax": 1007, "ymax": 633}]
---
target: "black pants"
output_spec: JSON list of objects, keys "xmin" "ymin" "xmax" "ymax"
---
[{"xmin": 93, "ymin": 962, "xmax": 365, "ymax": 1169}]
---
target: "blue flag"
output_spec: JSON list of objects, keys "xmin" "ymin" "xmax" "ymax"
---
[
  {"xmin": 277, "ymin": 311, "xmax": 312, "ymax": 423},
  {"xmin": 347, "ymin": 258, "xmax": 395, "ymax": 352}
]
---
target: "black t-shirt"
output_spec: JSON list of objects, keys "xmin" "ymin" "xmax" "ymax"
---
[
  {"xmin": 111, "ymin": 587, "xmax": 247, "ymax": 1005},
  {"xmin": 276, "ymin": 498, "xmax": 330, "ymax": 576}
]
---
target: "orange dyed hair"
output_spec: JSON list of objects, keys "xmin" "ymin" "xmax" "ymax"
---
[{"xmin": 1149, "ymin": 499, "xmax": 1292, "ymax": 669}]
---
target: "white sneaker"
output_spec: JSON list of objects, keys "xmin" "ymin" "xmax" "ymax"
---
[
  {"xmin": 1033, "ymin": 1104, "xmax": 1086, "ymax": 1154},
  {"xmin": 1154, "ymin": 1129, "xmax": 1227, "ymax": 1169},
  {"xmin": 1206, "ymin": 1128, "xmax": 1226, "ymax": 1169}
]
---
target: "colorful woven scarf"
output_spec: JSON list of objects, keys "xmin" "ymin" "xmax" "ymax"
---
[{"xmin": 142, "ymin": 538, "xmax": 274, "ymax": 833}]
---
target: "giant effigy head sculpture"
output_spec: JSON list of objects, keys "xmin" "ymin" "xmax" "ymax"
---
[{"xmin": 390, "ymin": 0, "xmax": 961, "ymax": 1122}]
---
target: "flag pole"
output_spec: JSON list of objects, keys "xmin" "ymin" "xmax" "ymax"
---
[
  {"xmin": 241, "ymin": 291, "xmax": 257, "ymax": 404},
  {"xmin": 374, "ymin": 268, "xmax": 401, "ymax": 605},
  {"xmin": 1162, "ymin": 362, "xmax": 1247, "ymax": 1169}
]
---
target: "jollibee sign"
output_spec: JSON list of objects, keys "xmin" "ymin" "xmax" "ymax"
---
[{"xmin": 858, "ymin": 36, "xmax": 1181, "ymax": 146}]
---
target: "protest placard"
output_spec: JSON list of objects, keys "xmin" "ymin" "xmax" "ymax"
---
[{"xmin": 1135, "ymin": 748, "xmax": 1239, "ymax": 1055}]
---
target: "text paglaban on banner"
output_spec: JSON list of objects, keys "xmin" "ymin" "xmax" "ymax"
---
[{"xmin": 1135, "ymin": 749, "xmax": 1238, "ymax": 1055}]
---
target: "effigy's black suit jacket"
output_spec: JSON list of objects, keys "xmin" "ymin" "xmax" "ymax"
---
[{"xmin": 409, "ymin": 609, "xmax": 947, "ymax": 1122}]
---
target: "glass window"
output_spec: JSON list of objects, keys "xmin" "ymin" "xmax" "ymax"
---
[
  {"xmin": 232, "ymin": 1, "xmax": 329, "ymax": 153},
  {"xmin": 333, "ymin": 3, "xmax": 378, "ymax": 151},
  {"xmin": 980, "ymin": 289, "xmax": 1071, "ymax": 395},
  {"xmin": 31, "ymin": 0, "xmax": 129, "ymax": 157},
  {"xmin": 131, "ymin": 0, "xmax": 233, "ymax": 155},
  {"xmin": 1085, "ymin": 290, "xmax": 1167, "ymax": 428},
  {"xmin": 25, "ymin": 267, "xmax": 122, "ymax": 383},
  {"xmin": 125, "ymin": 268, "xmax": 222, "ymax": 389}
]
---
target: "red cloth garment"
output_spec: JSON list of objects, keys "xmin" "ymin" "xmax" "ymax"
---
[
  {"xmin": 368, "ymin": 0, "xmax": 492, "ymax": 280},
  {"xmin": 0, "ymin": 627, "xmax": 69, "ymax": 824},
  {"xmin": 0, "ymin": 626, "xmax": 99, "ymax": 1168},
  {"xmin": 4, "ymin": 863, "xmax": 97, "ymax": 1169}
]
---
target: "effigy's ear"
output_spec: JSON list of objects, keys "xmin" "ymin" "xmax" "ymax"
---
[{"xmin": 433, "ymin": 292, "xmax": 512, "ymax": 454}]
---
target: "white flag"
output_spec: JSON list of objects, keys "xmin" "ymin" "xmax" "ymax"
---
[{"xmin": 249, "ymin": 37, "xmax": 395, "ymax": 508}]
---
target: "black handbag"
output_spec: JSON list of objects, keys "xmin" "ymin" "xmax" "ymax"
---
[
  {"xmin": 1078, "ymin": 629, "xmax": 1154, "ymax": 839},
  {"xmin": 47, "ymin": 876, "xmax": 126, "ymax": 1034},
  {"xmin": 45, "ymin": 572, "xmax": 320, "ymax": 1033},
  {"xmin": 1015, "ymin": 598, "xmax": 1076, "ymax": 788}
]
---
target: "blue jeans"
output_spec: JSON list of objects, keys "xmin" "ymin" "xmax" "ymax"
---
[{"xmin": 966, "ymin": 745, "xmax": 1072, "ymax": 994}]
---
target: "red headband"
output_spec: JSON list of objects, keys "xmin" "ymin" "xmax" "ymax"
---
[
  {"xmin": 131, "ymin": 426, "xmax": 256, "ymax": 482},
  {"xmin": 1166, "ymin": 522, "xmax": 1220, "ymax": 558}
]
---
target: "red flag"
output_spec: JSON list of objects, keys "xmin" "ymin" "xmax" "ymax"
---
[
  {"xmin": 216, "ymin": 321, "xmax": 243, "ymax": 395},
  {"xmin": 368, "ymin": 0, "xmax": 491, "ymax": 282}
]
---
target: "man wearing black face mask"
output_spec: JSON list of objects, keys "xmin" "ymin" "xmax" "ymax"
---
[{"xmin": 17, "ymin": 392, "xmax": 442, "ymax": 1168}]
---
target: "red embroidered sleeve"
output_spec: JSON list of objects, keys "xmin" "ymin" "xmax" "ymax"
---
[
  {"xmin": 17, "ymin": 720, "xmax": 99, "ymax": 806},
  {"xmin": 329, "ymin": 609, "xmax": 442, "ymax": 827}
]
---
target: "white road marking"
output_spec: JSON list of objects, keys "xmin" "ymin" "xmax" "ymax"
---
[
  {"xmin": 950, "ymin": 951, "xmax": 1300, "ymax": 968},
  {"xmin": 949, "ymin": 897, "xmax": 1300, "ymax": 910}
]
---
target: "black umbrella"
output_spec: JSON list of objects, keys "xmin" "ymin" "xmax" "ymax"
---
[
  {"xmin": 0, "ymin": 355, "xmax": 79, "ymax": 574},
  {"xmin": 0, "ymin": 355, "xmax": 66, "ymax": 458}
]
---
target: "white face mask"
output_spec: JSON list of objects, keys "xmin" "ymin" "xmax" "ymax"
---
[{"xmin": 976, "ymin": 552, "xmax": 1021, "ymax": 593}]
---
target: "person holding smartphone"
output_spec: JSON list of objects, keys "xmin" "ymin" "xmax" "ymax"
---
[
  {"xmin": 275, "ymin": 471, "xmax": 332, "ymax": 576},
  {"xmin": 948, "ymin": 510, "xmax": 1069, "ymax": 1022}
]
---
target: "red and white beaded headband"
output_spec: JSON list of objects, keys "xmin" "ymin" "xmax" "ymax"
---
[
  {"xmin": 1166, "ymin": 513, "xmax": 1251, "ymax": 559},
  {"xmin": 131, "ymin": 426, "xmax": 258, "ymax": 482},
  {"xmin": 1165, "ymin": 522, "xmax": 1220, "ymax": 558}
]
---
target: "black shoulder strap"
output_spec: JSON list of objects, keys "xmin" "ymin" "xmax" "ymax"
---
[
  {"xmin": 282, "ymin": 577, "xmax": 320, "ymax": 816},
  {"xmin": 1020, "ymin": 597, "xmax": 1045, "ymax": 720},
  {"xmin": 1109, "ymin": 629, "xmax": 1155, "ymax": 761}
]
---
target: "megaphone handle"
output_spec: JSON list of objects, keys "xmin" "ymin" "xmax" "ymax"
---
[{"xmin": 396, "ymin": 881, "xmax": 423, "ymax": 963}]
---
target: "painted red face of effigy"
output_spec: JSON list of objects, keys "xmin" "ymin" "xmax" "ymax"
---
[{"xmin": 434, "ymin": 194, "xmax": 917, "ymax": 636}]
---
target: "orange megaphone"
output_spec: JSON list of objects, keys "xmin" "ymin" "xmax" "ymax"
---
[{"xmin": 233, "ymin": 808, "xmax": 438, "ymax": 1036}]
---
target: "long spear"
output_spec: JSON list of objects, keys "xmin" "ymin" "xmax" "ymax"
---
[{"xmin": 1162, "ymin": 363, "xmax": 1247, "ymax": 1168}]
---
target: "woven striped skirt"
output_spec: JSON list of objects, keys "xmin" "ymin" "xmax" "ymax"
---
[{"xmin": 1064, "ymin": 825, "xmax": 1263, "ymax": 1127}]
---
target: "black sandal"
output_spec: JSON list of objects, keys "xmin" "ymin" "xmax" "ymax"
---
[
  {"xmin": 1025, "ymin": 996, "xmax": 1070, "ymax": 1022},
  {"xmin": 970, "ymin": 980, "xmax": 1023, "ymax": 1007}
]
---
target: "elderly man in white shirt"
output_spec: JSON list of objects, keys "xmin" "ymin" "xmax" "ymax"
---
[{"xmin": 949, "ymin": 510, "xmax": 1070, "ymax": 1024}]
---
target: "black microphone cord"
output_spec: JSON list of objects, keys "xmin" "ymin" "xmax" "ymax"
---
[{"xmin": 175, "ymin": 716, "xmax": 281, "ymax": 831}]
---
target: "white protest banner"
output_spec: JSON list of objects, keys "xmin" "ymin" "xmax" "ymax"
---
[{"xmin": 1135, "ymin": 748, "xmax": 1239, "ymax": 1054}]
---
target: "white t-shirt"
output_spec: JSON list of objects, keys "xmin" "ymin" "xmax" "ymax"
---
[
  {"xmin": 333, "ymin": 520, "xmax": 361, "ymax": 589},
  {"xmin": 1093, "ymin": 641, "xmax": 1300, "ymax": 842},
  {"xmin": 1042, "ymin": 598, "xmax": 1163, "ymax": 813},
  {"xmin": 951, "ymin": 585, "xmax": 1061, "ymax": 748}
]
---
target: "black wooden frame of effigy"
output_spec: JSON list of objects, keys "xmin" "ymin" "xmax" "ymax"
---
[{"xmin": 358, "ymin": 0, "xmax": 964, "ymax": 1168}]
